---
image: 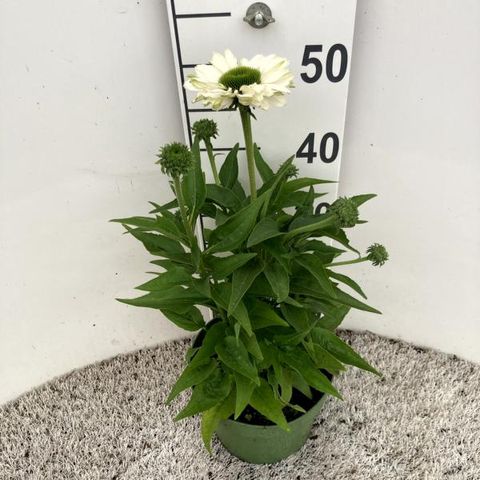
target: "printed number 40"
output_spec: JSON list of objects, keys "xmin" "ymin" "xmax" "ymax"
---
[{"xmin": 296, "ymin": 132, "xmax": 340, "ymax": 164}]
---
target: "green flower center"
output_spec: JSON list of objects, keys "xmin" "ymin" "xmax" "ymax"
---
[{"xmin": 219, "ymin": 66, "xmax": 261, "ymax": 91}]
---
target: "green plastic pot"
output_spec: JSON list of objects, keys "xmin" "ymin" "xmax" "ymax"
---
[
  {"xmin": 192, "ymin": 319, "xmax": 331, "ymax": 464},
  {"xmin": 215, "ymin": 392, "xmax": 328, "ymax": 464}
]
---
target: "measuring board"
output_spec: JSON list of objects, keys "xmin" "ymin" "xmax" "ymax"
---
[{"xmin": 166, "ymin": 0, "xmax": 357, "ymax": 205}]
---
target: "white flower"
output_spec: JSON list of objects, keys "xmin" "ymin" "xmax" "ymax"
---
[{"xmin": 184, "ymin": 49, "xmax": 294, "ymax": 111}]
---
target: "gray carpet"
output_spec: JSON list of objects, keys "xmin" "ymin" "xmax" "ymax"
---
[{"xmin": 1, "ymin": 331, "xmax": 479, "ymax": 480}]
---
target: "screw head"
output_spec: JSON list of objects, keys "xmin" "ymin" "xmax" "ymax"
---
[{"xmin": 243, "ymin": 2, "xmax": 275, "ymax": 29}]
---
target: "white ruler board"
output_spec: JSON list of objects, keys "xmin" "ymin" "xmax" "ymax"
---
[{"xmin": 166, "ymin": 0, "xmax": 357, "ymax": 205}]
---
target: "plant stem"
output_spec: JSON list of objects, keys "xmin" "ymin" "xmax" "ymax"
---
[
  {"xmin": 239, "ymin": 106, "xmax": 257, "ymax": 201},
  {"xmin": 204, "ymin": 140, "xmax": 220, "ymax": 185},
  {"xmin": 326, "ymin": 257, "xmax": 368, "ymax": 268},
  {"xmin": 173, "ymin": 176, "xmax": 195, "ymax": 245}
]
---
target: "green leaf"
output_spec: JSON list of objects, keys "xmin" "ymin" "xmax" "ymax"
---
[
  {"xmin": 228, "ymin": 261, "xmax": 264, "ymax": 315},
  {"xmin": 249, "ymin": 300, "xmax": 289, "ymax": 329},
  {"xmin": 282, "ymin": 177, "xmax": 335, "ymax": 193},
  {"xmin": 175, "ymin": 366, "xmax": 232, "ymax": 420},
  {"xmin": 191, "ymin": 277, "xmax": 211, "ymax": 298},
  {"xmin": 260, "ymin": 156, "xmax": 295, "ymax": 217},
  {"xmin": 249, "ymin": 379, "xmax": 289, "ymax": 430},
  {"xmin": 298, "ymin": 186, "xmax": 315, "ymax": 215},
  {"xmin": 149, "ymin": 250, "xmax": 192, "ymax": 266},
  {"xmin": 117, "ymin": 286, "xmax": 207, "ymax": 310},
  {"xmin": 182, "ymin": 136, "xmax": 206, "ymax": 222},
  {"xmin": 112, "ymin": 215, "xmax": 185, "ymax": 243},
  {"xmin": 328, "ymin": 271, "xmax": 367, "ymax": 299},
  {"xmin": 264, "ymin": 262, "xmax": 289, "ymax": 302},
  {"xmin": 148, "ymin": 198, "xmax": 178, "ymax": 213},
  {"xmin": 241, "ymin": 331, "xmax": 263, "ymax": 361},
  {"xmin": 233, "ymin": 373, "xmax": 256, "ymax": 419},
  {"xmin": 214, "ymin": 209, "xmax": 228, "ymax": 227},
  {"xmin": 150, "ymin": 258, "xmax": 194, "ymax": 274},
  {"xmin": 201, "ymin": 390, "xmax": 236, "ymax": 453},
  {"xmin": 125, "ymin": 228, "xmax": 185, "ymax": 255},
  {"xmin": 192, "ymin": 321, "xmax": 226, "ymax": 365},
  {"xmin": 161, "ymin": 306, "xmax": 205, "ymax": 331},
  {"xmin": 274, "ymin": 319, "xmax": 318, "ymax": 346},
  {"xmin": 291, "ymin": 277, "xmax": 379, "ymax": 314},
  {"xmin": 248, "ymin": 273, "xmax": 276, "ymax": 297},
  {"xmin": 135, "ymin": 268, "xmax": 191, "ymax": 291},
  {"xmin": 312, "ymin": 327, "xmax": 380, "ymax": 375},
  {"xmin": 231, "ymin": 300, "xmax": 252, "ymax": 336},
  {"xmin": 219, "ymin": 143, "xmax": 239, "ymax": 189},
  {"xmin": 206, "ymin": 184, "xmax": 241, "ymax": 209},
  {"xmin": 234, "ymin": 322, "xmax": 241, "ymax": 341},
  {"xmin": 210, "ymin": 282, "xmax": 230, "ymax": 311},
  {"xmin": 207, "ymin": 194, "xmax": 266, "ymax": 254},
  {"xmin": 283, "ymin": 296, "xmax": 304, "ymax": 308},
  {"xmin": 274, "ymin": 190, "xmax": 326, "ymax": 209},
  {"xmin": 350, "ymin": 193, "xmax": 377, "ymax": 208},
  {"xmin": 247, "ymin": 217, "xmax": 283, "ymax": 247},
  {"xmin": 277, "ymin": 365, "xmax": 293, "ymax": 403},
  {"xmin": 231, "ymin": 180, "xmax": 246, "ymax": 202},
  {"xmin": 200, "ymin": 202, "xmax": 217, "ymax": 219},
  {"xmin": 302, "ymin": 240, "xmax": 345, "ymax": 263},
  {"xmin": 166, "ymin": 359, "xmax": 217, "ymax": 404},
  {"xmin": 322, "ymin": 227, "xmax": 360, "ymax": 255},
  {"xmin": 267, "ymin": 370, "xmax": 279, "ymax": 397},
  {"xmin": 312, "ymin": 344, "xmax": 346, "ymax": 375},
  {"xmin": 305, "ymin": 301, "xmax": 350, "ymax": 330},
  {"xmin": 262, "ymin": 237, "xmax": 291, "ymax": 272},
  {"xmin": 210, "ymin": 283, "xmax": 252, "ymax": 336},
  {"xmin": 111, "ymin": 215, "xmax": 160, "ymax": 230},
  {"xmin": 207, "ymin": 253, "xmax": 257, "ymax": 280},
  {"xmin": 295, "ymin": 254, "xmax": 336, "ymax": 297},
  {"xmin": 284, "ymin": 214, "xmax": 336, "ymax": 241},
  {"xmin": 253, "ymin": 143, "xmax": 274, "ymax": 182},
  {"xmin": 280, "ymin": 303, "xmax": 310, "ymax": 332},
  {"xmin": 289, "ymin": 369, "xmax": 312, "ymax": 398},
  {"xmin": 332, "ymin": 288, "xmax": 381, "ymax": 314},
  {"xmin": 215, "ymin": 336, "xmax": 259, "ymax": 384},
  {"xmin": 283, "ymin": 349, "xmax": 342, "ymax": 399},
  {"xmin": 258, "ymin": 342, "xmax": 277, "ymax": 370}
]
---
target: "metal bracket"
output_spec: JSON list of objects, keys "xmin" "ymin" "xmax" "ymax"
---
[{"xmin": 243, "ymin": 2, "xmax": 275, "ymax": 29}]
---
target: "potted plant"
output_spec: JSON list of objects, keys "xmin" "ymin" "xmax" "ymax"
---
[{"xmin": 112, "ymin": 50, "xmax": 388, "ymax": 464}]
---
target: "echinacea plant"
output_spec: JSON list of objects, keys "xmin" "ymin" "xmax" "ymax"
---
[{"xmin": 113, "ymin": 49, "xmax": 388, "ymax": 452}]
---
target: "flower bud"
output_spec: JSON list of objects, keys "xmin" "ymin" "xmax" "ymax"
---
[
  {"xmin": 156, "ymin": 142, "xmax": 193, "ymax": 178},
  {"xmin": 192, "ymin": 119, "xmax": 218, "ymax": 142},
  {"xmin": 329, "ymin": 197, "xmax": 359, "ymax": 228},
  {"xmin": 366, "ymin": 243, "xmax": 389, "ymax": 266},
  {"xmin": 285, "ymin": 164, "xmax": 299, "ymax": 179}
]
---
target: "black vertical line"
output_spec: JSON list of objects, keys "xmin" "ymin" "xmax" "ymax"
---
[
  {"xmin": 170, "ymin": 1, "xmax": 208, "ymax": 250},
  {"xmin": 170, "ymin": 0, "xmax": 192, "ymax": 146}
]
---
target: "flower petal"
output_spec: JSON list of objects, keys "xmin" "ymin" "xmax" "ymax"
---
[{"xmin": 211, "ymin": 49, "xmax": 238, "ymax": 73}]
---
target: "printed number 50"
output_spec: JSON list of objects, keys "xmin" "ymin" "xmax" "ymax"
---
[{"xmin": 300, "ymin": 44, "xmax": 348, "ymax": 84}]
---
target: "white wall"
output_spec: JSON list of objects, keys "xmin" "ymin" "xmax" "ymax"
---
[
  {"xmin": 1, "ymin": 0, "xmax": 479, "ymax": 404},
  {"xmin": 340, "ymin": 1, "xmax": 480, "ymax": 362},
  {"xmin": 0, "ymin": 0, "xmax": 185, "ymax": 404}
]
